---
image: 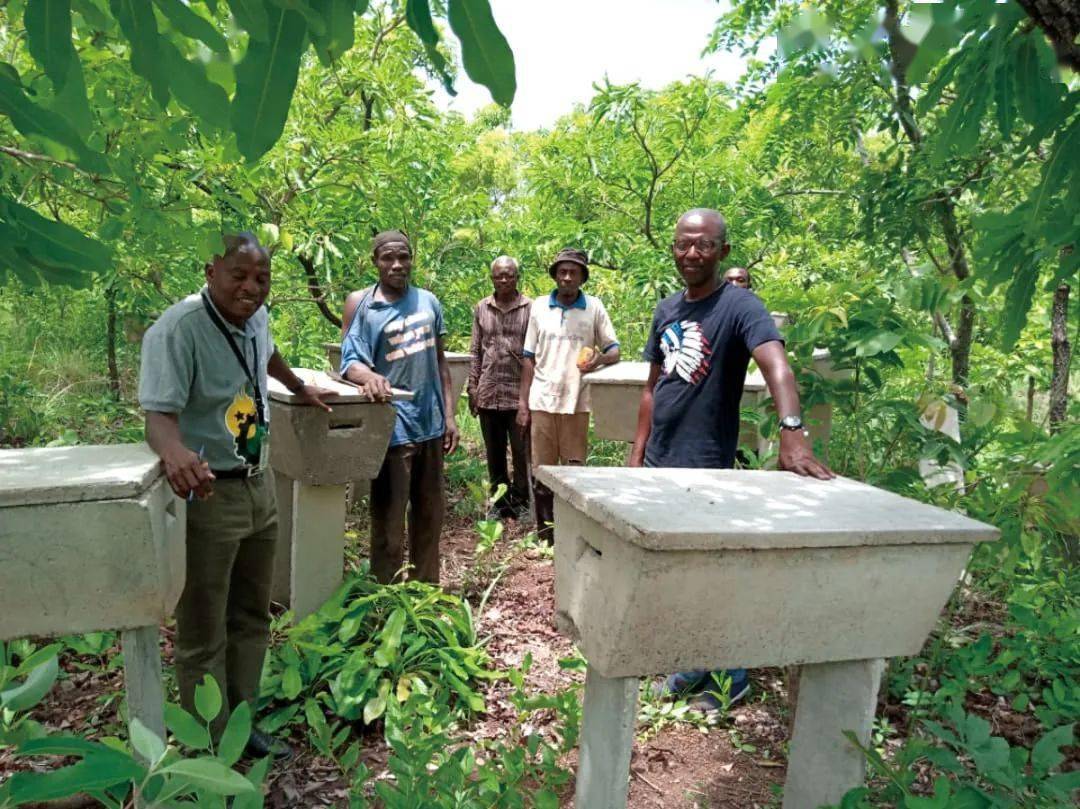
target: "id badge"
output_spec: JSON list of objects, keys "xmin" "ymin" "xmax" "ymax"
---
[{"xmin": 255, "ymin": 424, "xmax": 270, "ymax": 471}]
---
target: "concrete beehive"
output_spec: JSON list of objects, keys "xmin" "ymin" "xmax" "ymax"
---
[
  {"xmin": 586, "ymin": 348, "xmax": 843, "ymax": 456},
  {"xmin": 537, "ymin": 466, "xmax": 998, "ymax": 678},
  {"xmin": 0, "ymin": 444, "xmax": 185, "ymax": 640},
  {"xmin": 267, "ymin": 369, "xmax": 412, "ymax": 619},
  {"xmin": 268, "ymin": 369, "xmax": 407, "ymax": 486}
]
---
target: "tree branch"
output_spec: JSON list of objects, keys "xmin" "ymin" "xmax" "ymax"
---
[{"xmin": 296, "ymin": 252, "xmax": 342, "ymax": 328}]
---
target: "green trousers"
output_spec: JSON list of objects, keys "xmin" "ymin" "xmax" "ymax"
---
[{"xmin": 175, "ymin": 472, "xmax": 277, "ymax": 734}]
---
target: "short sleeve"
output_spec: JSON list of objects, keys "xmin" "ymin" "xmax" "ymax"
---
[
  {"xmin": 642, "ymin": 305, "xmax": 664, "ymax": 363},
  {"xmin": 340, "ymin": 299, "xmax": 374, "ymax": 375},
  {"xmin": 594, "ymin": 299, "xmax": 619, "ymax": 352},
  {"xmin": 138, "ymin": 318, "xmax": 194, "ymax": 413},
  {"xmin": 735, "ymin": 291, "xmax": 783, "ymax": 353},
  {"xmin": 523, "ymin": 303, "xmax": 539, "ymax": 358}
]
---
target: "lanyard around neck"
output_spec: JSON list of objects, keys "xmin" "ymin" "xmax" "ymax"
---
[{"xmin": 200, "ymin": 292, "xmax": 266, "ymax": 425}]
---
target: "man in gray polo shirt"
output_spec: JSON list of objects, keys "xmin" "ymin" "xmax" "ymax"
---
[{"xmin": 139, "ymin": 233, "xmax": 331, "ymax": 758}]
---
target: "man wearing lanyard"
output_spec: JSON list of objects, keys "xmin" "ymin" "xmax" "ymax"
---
[{"xmin": 139, "ymin": 233, "xmax": 331, "ymax": 758}]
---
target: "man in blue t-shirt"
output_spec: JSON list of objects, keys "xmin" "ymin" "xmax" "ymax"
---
[
  {"xmin": 630, "ymin": 208, "xmax": 833, "ymax": 708},
  {"xmin": 341, "ymin": 230, "xmax": 459, "ymax": 585}
]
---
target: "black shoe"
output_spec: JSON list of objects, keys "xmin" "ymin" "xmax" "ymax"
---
[{"xmin": 246, "ymin": 729, "xmax": 293, "ymax": 761}]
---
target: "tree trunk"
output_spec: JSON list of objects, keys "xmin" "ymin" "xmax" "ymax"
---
[
  {"xmin": 1049, "ymin": 283, "xmax": 1071, "ymax": 432},
  {"xmin": 1016, "ymin": 0, "xmax": 1080, "ymax": 71},
  {"xmin": 105, "ymin": 285, "xmax": 120, "ymax": 400}
]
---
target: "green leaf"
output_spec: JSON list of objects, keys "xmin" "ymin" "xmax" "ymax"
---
[
  {"xmin": 281, "ymin": 664, "xmax": 303, "ymax": 699},
  {"xmin": 14, "ymin": 643, "xmax": 64, "ymax": 677},
  {"xmin": 110, "ymin": 0, "xmax": 170, "ymax": 107},
  {"xmin": 153, "ymin": 0, "xmax": 229, "ymax": 54},
  {"xmin": 49, "ymin": 54, "xmax": 93, "ymax": 137},
  {"xmin": 447, "ymin": 0, "xmax": 515, "ymax": 107},
  {"xmin": 0, "ymin": 72, "xmax": 108, "ymax": 173},
  {"xmin": 1031, "ymin": 723, "xmax": 1075, "ymax": 775},
  {"xmin": 158, "ymin": 757, "xmax": 256, "ymax": 795},
  {"xmin": 217, "ymin": 700, "xmax": 252, "ymax": 766},
  {"xmin": 0, "ymin": 654, "xmax": 58, "ymax": 713},
  {"xmin": 25, "ymin": 0, "xmax": 74, "ymax": 89},
  {"xmin": 232, "ymin": 754, "xmax": 270, "ymax": 809},
  {"xmin": 18, "ymin": 735, "xmax": 111, "ymax": 758},
  {"xmin": 373, "ymin": 607, "xmax": 406, "ymax": 667},
  {"xmin": 362, "ymin": 678, "xmax": 390, "ymax": 724},
  {"xmin": 967, "ymin": 399, "xmax": 996, "ymax": 428},
  {"xmin": 993, "ymin": 56, "xmax": 1014, "ymax": 140},
  {"xmin": 1030, "ymin": 116, "xmax": 1080, "ymax": 224},
  {"xmin": 161, "ymin": 40, "xmax": 231, "ymax": 129},
  {"xmin": 164, "ymin": 703, "xmax": 212, "ymax": 750},
  {"xmin": 229, "ymin": 0, "xmax": 270, "ymax": 41},
  {"xmin": 269, "ymin": 0, "xmax": 326, "ymax": 36},
  {"xmin": 309, "ymin": 0, "xmax": 355, "ymax": 66},
  {"xmin": 1014, "ymin": 33, "xmax": 1061, "ymax": 129},
  {"xmin": 855, "ymin": 330, "xmax": 903, "ymax": 357},
  {"xmin": 7, "ymin": 756, "xmax": 141, "ymax": 802},
  {"xmin": 194, "ymin": 674, "xmax": 222, "ymax": 723},
  {"xmin": 0, "ymin": 196, "xmax": 112, "ymax": 272},
  {"xmin": 230, "ymin": 2, "xmax": 308, "ymax": 162},
  {"xmin": 406, "ymin": 0, "xmax": 455, "ymax": 94},
  {"xmin": 129, "ymin": 717, "xmax": 166, "ymax": 765},
  {"xmin": 1001, "ymin": 261, "xmax": 1038, "ymax": 351}
]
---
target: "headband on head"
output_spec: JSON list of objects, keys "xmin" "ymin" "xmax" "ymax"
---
[{"xmin": 372, "ymin": 229, "xmax": 411, "ymax": 255}]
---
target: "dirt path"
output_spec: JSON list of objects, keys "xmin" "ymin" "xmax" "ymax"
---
[{"xmin": 2, "ymin": 507, "xmax": 788, "ymax": 808}]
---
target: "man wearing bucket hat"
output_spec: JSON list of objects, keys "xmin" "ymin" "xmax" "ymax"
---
[{"xmin": 517, "ymin": 247, "xmax": 620, "ymax": 543}]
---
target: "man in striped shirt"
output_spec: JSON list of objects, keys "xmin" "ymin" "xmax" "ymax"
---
[{"xmin": 467, "ymin": 256, "xmax": 532, "ymax": 519}]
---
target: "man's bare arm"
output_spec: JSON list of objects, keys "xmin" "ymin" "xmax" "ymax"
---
[
  {"xmin": 752, "ymin": 341, "xmax": 834, "ymax": 480},
  {"xmin": 145, "ymin": 411, "xmax": 214, "ymax": 498},
  {"xmin": 437, "ymin": 337, "xmax": 459, "ymax": 454},
  {"xmin": 516, "ymin": 356, "xmax": 535, "ymax": 434},
  {"xmin": 629, "ymin": 362, "xmax": 661, "ymax": 467}
]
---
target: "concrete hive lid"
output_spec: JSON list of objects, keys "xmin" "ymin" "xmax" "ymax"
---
[
  {"xmin": 534, "ymin": 467, "xmax": 1000, "ymax": 551},
  {"xmin": 583, "ymin": 361, "xmax": 650, "ymax": 386},
  {"xmin": 0, "ymin": 443, "xmax": 163, "ymax": 507},
  {"xmin": 267, "ymin": 368, "xmax": 414, "ymax": 404},
  {"xmin": 444, "ymin": 352, "xmax": 472, "ymax": 363}
]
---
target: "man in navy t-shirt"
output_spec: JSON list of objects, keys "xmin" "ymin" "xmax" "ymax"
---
[{"xmin": 630, "ymin": 208, "xmax": 833, "ymax": 708}]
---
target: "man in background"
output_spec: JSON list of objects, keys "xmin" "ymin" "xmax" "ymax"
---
[
  {"xmin": 341, "ymin": 230, "xmax": 458, "ymax": 584},
  {"xmin": 518, "ymin": 247, "xmax": 620, "ymax": 542},
  {"xmin": 631, "ymin": 209, "xmax": 832, "ymax": 709},
  {"xmin": 468, "ymin": 256, "xmax": 532, "ymax": 520},
  {"xmin": 723, "ymin": 265, "xmax": 752, "ymax": 290}
]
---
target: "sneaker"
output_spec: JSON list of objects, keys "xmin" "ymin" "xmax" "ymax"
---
[
  {"xmin": 650, "ymin": 669, "xmax": 710, "ymax": 699},
  {"xmin": 246, "ymin": 729, "xmax": 293, "ymax": 761}
]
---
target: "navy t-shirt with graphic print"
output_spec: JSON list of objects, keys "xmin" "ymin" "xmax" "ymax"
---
[
  {"xmin": 340, "ymin": 285, "xmax": 447, "ymax": 447},
  {"xmin": 643, "ymin": 283, "xmax": 782, "ymax": 469}
]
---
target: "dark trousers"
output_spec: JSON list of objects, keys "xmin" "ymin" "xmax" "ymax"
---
[
  {"xmin": 175, "ymin": 473, "xmax": 277, "ymax": 735},
  {"xmin": 370, "ymin": 438, "xmax": 445, "ymax": 585},
  {"xmin": 478, "ymin": 408, "xmax": 531, "ymax": 515}
]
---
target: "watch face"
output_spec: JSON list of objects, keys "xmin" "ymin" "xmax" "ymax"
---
[{"xmin": 780, "ymin": 416, "xmax": 803, "ymax": 430}]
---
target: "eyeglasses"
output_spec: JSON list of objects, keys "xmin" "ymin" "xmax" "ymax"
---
[{"xmin": 673, "ymin": 238, "xmax": 720, "ymax": 253}]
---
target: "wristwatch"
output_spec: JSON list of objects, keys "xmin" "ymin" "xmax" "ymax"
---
[{"xmin": 779, "ymin": 415, "xmax": 804, "ymax": 431}]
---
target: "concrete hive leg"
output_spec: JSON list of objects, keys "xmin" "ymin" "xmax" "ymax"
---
[
  {"xmin": 289, "ymin": 483, "xmax": 348, "ymax": 621},
  {"xmin": 271, "ymin": 474, "xmax": 296, "ymax": 605},
  {"xmin": 783, "ymin": 658, "xmax": 884, "ymax": 809},
  {"xmin": 575, "ymin": 665, "xmax": 639, "ymax": 809},
  {"xmin": 121, "ymin": 625, "xmax": 166, "ymax": 748}
]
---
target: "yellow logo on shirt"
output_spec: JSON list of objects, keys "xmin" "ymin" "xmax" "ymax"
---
[{"xmin": 225, "ymin": 391, "xmax": 258, "ymax": 439}]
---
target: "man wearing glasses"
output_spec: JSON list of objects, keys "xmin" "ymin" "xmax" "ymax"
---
[{"xmin": 630, "ymin": 208, "xmax": 832, "ymax": 709}]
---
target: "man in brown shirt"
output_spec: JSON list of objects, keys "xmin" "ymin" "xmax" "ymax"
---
[{"xmin": 467, "ymin": 256, "xmax": 532, "ymax": 519}]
